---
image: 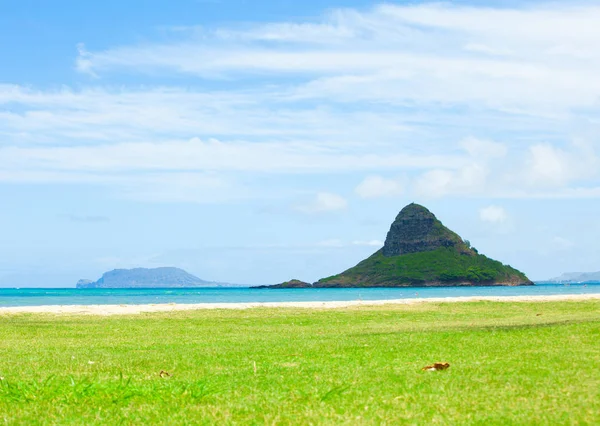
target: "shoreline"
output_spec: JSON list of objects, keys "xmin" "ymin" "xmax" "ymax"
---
[{"xmin": 1, "ymin": 293, "xmax": 599, "ymax": 316}]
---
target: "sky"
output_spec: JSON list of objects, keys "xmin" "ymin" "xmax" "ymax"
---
[{"xmin": 1, "ymin": 0, "xmax": 600, "ymax": 287}]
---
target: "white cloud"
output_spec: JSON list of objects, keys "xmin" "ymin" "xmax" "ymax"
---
[
  {"xmin": 75, "ymin": 43, "xmax": 96, "ymax": 77},
  {"xmin": 413, "ymin": 138, "xmax": 498, "ymax": 198},
  {"xmin": 516, "ymin": 140, "xmax": 599, "ymax": 191},
  {"xmin": 460, "ymin": 137, "xmax": 507, "ymax": 159},
  {"xmin": 0, "ymin": 137, "xmax": 463, "ymax": 177},
  {"xmin": 463, "ymin": 43, "xmax": 512, "ymax": 56},
  {"xmin": 295, "ymin": 192, "xmax": 348, "ymax": 214},
  {"xmin": 355, "ymin": 176, "xmax": 403, "ymax": 199},
  {"xmin": 118, "ymin": 172, "xmax": 242, "ymax": 204},
  {"xmin": 479, "ymin": 205, "xmax": 508, "ymax": 224},
  {"xmin": 2, "ymin": 4, "xmax": 600, "ymax": 202},
  {"xmin": 523, "ymin": 142, "xmax": 598, "ymax": 189},
  {"xmin": 414, "ymin": 169, "xmax": 454, "ymax": 198},
  {"xmin": 1, "ymin": 85, "xmax": 380, "ymax": 142},
  {"xmin": 526, "ymin": 144, "xmax": 570, "ymax": 187},
  {"xmin": 414, "ymin": 161, "xmax": 489, "ymax": 197},
  {"xmin": 76, "ymin": 3, "xmax": 600, "ymax": 114},
  {"xmin": 413, "ymin": 137, "xmax": 600, "ymax": 199}
]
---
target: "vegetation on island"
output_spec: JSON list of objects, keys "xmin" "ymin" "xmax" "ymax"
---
[
  {"xmin": 314, "ymin": 203, "xmax": 531, "ymax": 287},
  {"xmin": 316, "ymin": 247, "xmax": 530, "ymax": 287},
  {"xmin": 1, "ymin": 301, "xmax": 599, "ymax": 424},
  {"xmin": 253, "ymin": 279, "xmax": 312, "ymax": 289}
]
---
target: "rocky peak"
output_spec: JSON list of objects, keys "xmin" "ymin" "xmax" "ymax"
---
[{"xmin": 382, "ymin": 203, "xmax": 466, "ymax": 257}]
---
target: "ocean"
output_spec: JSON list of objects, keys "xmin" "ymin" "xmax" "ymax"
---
[{"xmin": 0, "ymin": 283, "xmax": 598, "ymax": 307}]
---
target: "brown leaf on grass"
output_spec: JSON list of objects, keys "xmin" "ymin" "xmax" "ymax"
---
[
  {"xmin": 422, "ymin": 362, "xmax": 450, "ymax": 371},
  {"xmin": 159, "ymin": 370, "xmax": 171, "ymax": 378}
]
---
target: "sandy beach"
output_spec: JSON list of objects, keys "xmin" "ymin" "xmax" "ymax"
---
[{"xmin": 0, "ymin": 293, "xmax": 598, "ymax": 316}]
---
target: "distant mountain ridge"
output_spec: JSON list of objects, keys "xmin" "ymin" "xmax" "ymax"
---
[
  {"xmin": 547, "ymin": 272, "xmax": 600, "ymax": 283},
  {"xmin": 77, "ymin": 267, "xmax": 227, "ymax": 288}
]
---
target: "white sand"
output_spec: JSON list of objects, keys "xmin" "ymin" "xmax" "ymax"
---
[{"xmin": 1, "ymin": 293, "xmax": 599, "ymax": 316}]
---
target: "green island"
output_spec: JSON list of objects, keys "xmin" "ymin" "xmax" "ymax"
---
[
  {"xmin": 1, "ymin": 301, "xmax": 599, "ymax": 424},
  {"xmin": 267, "ymin": 203, "xmax": 531, "ymax": 288}
]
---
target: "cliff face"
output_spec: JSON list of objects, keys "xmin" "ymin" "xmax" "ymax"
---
[
  {"xmin": 315, "ymin": 203, "xmax": 532, "ymax": 288},
  {"xmin": 76, "ymin": 267, "xmax": 212, "ymax": 289},
  {"xmin": 382, "ymin": 204, "xmax": 468, "ymax": 256}
]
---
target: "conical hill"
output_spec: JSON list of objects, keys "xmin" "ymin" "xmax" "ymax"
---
[{"xmin": 314, "ymin": 203, "xmax": 532, "ymax": 288}]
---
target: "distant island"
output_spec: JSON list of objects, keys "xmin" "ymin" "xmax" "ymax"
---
[
  {"xmin": 259, "ymin": 203, "xmax": 532, "ymax": 289},
  {"xmin": 77, "ymin": 267, "xmax": 227, "ymax": 289},
  {"xmin": 253, "ymin": 279, "xmax": 312, "ymax": 289},
  {"xmin": 546, "ymin": 272, "xmax": 600, "ymax": 283}
]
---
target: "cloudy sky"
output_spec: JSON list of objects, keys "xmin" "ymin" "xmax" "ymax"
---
[{"xmin": 2, "ymin": 0, "xmax": 600, "ymax": 286}]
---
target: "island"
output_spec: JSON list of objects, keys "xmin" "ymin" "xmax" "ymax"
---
[
  {"xmin": 266, "ymin": 203, "xmax": 532, "ymax": 288},
  {"xmin": 77, "ymin": 267, "xmax": 220, "ymax": 289},
  {"xmin": 253, "ymin": 279, "xmax": 313, "ymax": 289},
  {"xmin": 546, "ymin": 272, "xmax": 600, "ymax": 283}
]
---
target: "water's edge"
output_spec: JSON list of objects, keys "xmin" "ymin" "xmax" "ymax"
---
[{"xmin": 1, "ymin": 284, "xmax": 599, "ymax": 307}]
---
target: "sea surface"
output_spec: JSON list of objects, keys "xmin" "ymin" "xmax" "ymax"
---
[{"xmin": 0, "ymin": 283, "xmax": 599, "ymax": 307}]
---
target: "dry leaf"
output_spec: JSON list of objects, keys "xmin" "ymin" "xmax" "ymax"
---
[{"xmin": 422, "ymin": 362, "xmax": 450, "ymax": 371}]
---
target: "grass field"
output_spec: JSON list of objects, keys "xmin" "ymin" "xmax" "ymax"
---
[{"xmin": 1, "ymin": 301, "xmax": 599, "ymax": 425}]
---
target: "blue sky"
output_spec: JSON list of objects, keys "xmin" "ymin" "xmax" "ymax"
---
[{"xmin": 2, "ymin": 0, "xmax": 600, "ymax": 286}]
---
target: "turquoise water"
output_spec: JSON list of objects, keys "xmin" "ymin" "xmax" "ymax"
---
[{"xmin": 0, "ymin": 283, "xmax": 598, "ymax": 307}]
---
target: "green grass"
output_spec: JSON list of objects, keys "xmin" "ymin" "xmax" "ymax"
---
[
  {"xmin": 317, "ymin": 247, "xmax": 530, "ymax": 287},
  {"xmin": 1, "ymin": 301, "xmax": 599, "ymax": 425}
]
